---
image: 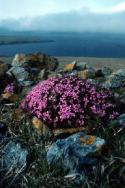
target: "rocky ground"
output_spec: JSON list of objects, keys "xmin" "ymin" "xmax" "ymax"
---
[
  {"xmin": 0, "ymin": 53, "xmax": 125, "ymax": 188},
  {"xmin": 1, "ymin": 56, "xmax": 125, "ymax": 70}
]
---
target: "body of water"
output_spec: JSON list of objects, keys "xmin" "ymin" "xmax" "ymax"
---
[{"xmin": 0, "ymin": 32, "xmax": 125, "ymax": 57}]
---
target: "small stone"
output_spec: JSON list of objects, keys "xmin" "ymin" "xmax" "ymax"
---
[
  {"xmin": 0, "ymin": 61, "xmax": 8, "ymax": 77},
  {"xmin": 11, "ymin": 109, "xmax": 26, "ymax": 122},
  {"xmin": 64, "ymin": 61, "xmax": 77, "ymax": 72},
  {"xmin": 32, "ymin": 117, "xmax": 50, "ymax": 136},
  {"xmin": 65, "ymin": 173, "xmax": 85, "ymax": 186},
  {"xmin": 117, "ymin": 114, "xmax": 125, "ymax": 126},
  {"xmin": 38, "ymin": 69, "xmax": 46, "ymax": 80},
  {"xmin": 21, "ymin": 80, "xmax": 34, "ymax": 87},
  {"xmin": 2, "ymin": 92, "xmax": 18, "ymax": 102},
  {"xmin": 53, "ymin": 127, "xmax": 85, "ymax": 137},
  {"xmin": 32, "ymin": 117, "xmax": 43, "ymax": 129},
  {"xmin": 101, "ymin": 67, "xmax": 112, "ymax": 77},
  {"xmin": 78, "ymin": 68, "xmax": 95, "ymax": 79},
  {"xmin": 76, "ymin": 62, "xmax": 87, "ymax": 71},
  {"xmin": 111, "ymin": 114, "xmax": 125, "ymax": 127}
]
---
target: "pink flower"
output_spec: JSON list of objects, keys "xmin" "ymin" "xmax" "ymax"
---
[{"xmin": 20, "ymin": 75, "xmax": 118, "ymax": 129}]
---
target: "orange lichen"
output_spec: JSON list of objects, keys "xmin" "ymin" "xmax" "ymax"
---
[{"xmin": 80, "ymin": 135, "xmax": 96, "ymax": 145}]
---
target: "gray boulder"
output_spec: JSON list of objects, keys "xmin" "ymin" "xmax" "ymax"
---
[
  {"xmin": 47, "ymin": 132, "xmax": 105, "ymax": 177},
  {"xmin": 12, "ymin": 53, "xmax": 58, "ymax": 71},
  {"xmin": 101, "ymin": 67, "xmax": 112, "ymax": 77}
]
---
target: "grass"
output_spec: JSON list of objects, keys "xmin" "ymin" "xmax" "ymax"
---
[{"xmin": 0, "ymin": 101, "xmax": 125, "ymax": 188}]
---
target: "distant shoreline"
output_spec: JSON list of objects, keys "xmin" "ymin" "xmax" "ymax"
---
[{"xmin": 0, "ymin": 40, "xmax": 54, "ymax": 45}]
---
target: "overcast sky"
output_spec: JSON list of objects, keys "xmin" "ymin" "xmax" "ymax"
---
[{"xmin": 0, "ymin": 0, "xmax": 125, "ymax": 32}]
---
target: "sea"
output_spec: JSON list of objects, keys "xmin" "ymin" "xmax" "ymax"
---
[{"xmin": 0, "ymin": 32, "xmax": 125, "ymax": 57}]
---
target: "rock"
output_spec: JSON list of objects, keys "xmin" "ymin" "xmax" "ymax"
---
[
  {"xmin": 12, "ymin": 52, "xmax": 58, "ymax": 71},
  {"xmin": 78, "ymin": 68, "xmax": 95, "ymax": 79},
  {"xmin": 95, "ymin": 69, "xmax": 104, "ymax": 77},
  {"xmin": 32, "ymin": 117, "xmax": 50, "ymax": 136},
  {"xmin": 53, "ymin": 127, "xmax": 85, "ymax": 137},
  {"xmin": 32, "ymin": 117, "xmax": 43, "ymax": 129},
  {"xmin": 87, "ymin": 79, "xmax": 100, "ymax": 86},
  {"xmin": 117, "ymin": 114, "xmax": 125, "ymax": 126},
  {"xmin": 11, "ymin": 109, "xmax": 26, "ymax": 122},
  {"xmin": 30, "ymin": 67, "xmax": 40, "ymax": 77},
  {"xmin": 67, "ymin": 70, "xmax": 78, "ymax": 76},
  {"xmin": 2, "ymin": 141, "xmax": 28, "ymax": 170},
  {"xmin": 111, "ymin": 114, "xmax": 125, "ymax": 127},
  {"xmin": 0, "ymin": 122, "xmax": 8, "ymax": 141},
  {"xmin": 12, "ymin": 54, "xmax": 26, "ymax": 67},
  {"xmin": 76, "ymin": 62, "xmax": 87, "ymax": 71},
  {"xmin": 7, "ymin": 66, "xmax": 30, "ymax": 82},
  {"xmin": 47, "ymin": 132, "xmax": 105, "ymax": 176},
  {"xmin": 64, "ymin": 61, "xmax": 77, "ymax": 72},
  {"xmin": 0, "ymin": 61, "xmax": 8, "ymax": 77},
  {"xmin": 101, "ymin": 67, "xmax": 112, "ymax": 77},
  {"xmin": 103, "ymin": 69, "xmax": 125, "ymax": 88},
  {"xmin": 21, "ymin": 85, "xmax": 33, "ymax": 97},
  {"xmin": 21, "ymin": 80, "xmax": 34, "ymax": 87},
  {"xmin": 0, "ymin": 73, "xmax": 15, "ymax": 94},
  {"xmin": 38, "ymin": 69, "xmax": 47, "ymax": 80},
  {"xmin": 2, "ymin": 92, "xmax": 19, "ymax": 102},
  {"xmin": 65, "ymin": 173, "xmax": 85, "ymax": 186}
]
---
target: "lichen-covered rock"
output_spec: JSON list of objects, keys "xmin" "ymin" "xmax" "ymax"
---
[
  {"xmin": 78, "ymin": 68, "xmax": 95, "ymax": 79},
  {"xmin": 2, "ymin": 141, "xmax": 28, "ymax": 170},
  {"xmin": 103, "ymin": 69, "xmax": 125, "ymax": 88},
  {"xmin": 2, "ymin": 92, "xmax": 19, "ymax": 102},
  {"xmin": 47, "ymin": 132, "xmax": 105, "ymax": 175},
  {"xmin": 12, "ymin": 52, "xmax": 58, "ymax": 71},
  {"xmin": 64, "ymin": 61, "xmax": 77, "ymax": 72}
]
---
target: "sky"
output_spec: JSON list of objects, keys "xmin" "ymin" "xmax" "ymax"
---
[{"xmin": 0, "ymin": 0, "xmax": 125, "ymax": 32}]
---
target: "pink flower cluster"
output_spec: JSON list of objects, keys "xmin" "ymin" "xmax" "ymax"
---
[
  {"xmin": 4, "ymin": 83, "xmax": 15, "ymax": 93},
  {"xmin": 20, "ymin": 76, "xmax": 118, "ymax": 129}
]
